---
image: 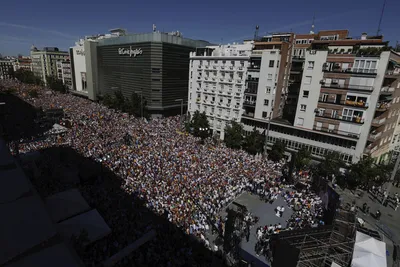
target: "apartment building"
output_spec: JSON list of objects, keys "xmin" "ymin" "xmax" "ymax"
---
[
  {"xmin": 30, "ymin": 46, "xmax": 69, "ymax": 84},
  {"xmin": 56, "ymin": 59, "xmax": 72, "ymax": 90},
  {"xmin": 289, "ymin": 33, "xmax": 399, "ymax": 163},
  {"xmin": 13, "ymin": 56, "xmax": 32, "ymax": 72},
  {"xmin": 0, "ymin": 59, "xmax": 15, "ymax": 80},
  {"xmin": 188, "ymin": 43, "xmax": 253, "ymax": 139},
  {"xmin": 241, "ymin": 33, "xmax": 294, "ymax": 129}
]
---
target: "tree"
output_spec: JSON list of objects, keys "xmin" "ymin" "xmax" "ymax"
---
[
  {"xmin": 347, "ymin": 156, "xmax": 380, "ymax": 190},
  {"xmin": 14, "ymin": 69, "xmax": 42, "ymax": 85},
  {"xmin": 113, "ymin": 90, "xmax": 126, "ymax": 111},
  {"xmin": 126, "ymin": 92, "xmax": 147, "ymax": 118},
  {"xmin": 315, "ymin": 151, "xmax": 345, "ymax": 180},
  {"xmin": 224, "ymin": 121, "xmax": 243, "ymax": 149},
  {"xmin": 102, "ymin": 94, "xmax": 115, "ymax": 108},
  {"xmin": 295, "ymin": 147, "xmax": 311, "ymax": 170},
  {"xmin": 243, "ymin": 127, "xmax": 264, "ymax": 155},
  {"xmin": 46, "ymin": 76, "xmax": 67, "ymax": 93},
  {"xmin": 269, "ymin": 139, "xmax": 286, "ymax": 162},
  {"xmin": 190, "ymin": 111, "xmax": 210, "ymax": 139}
]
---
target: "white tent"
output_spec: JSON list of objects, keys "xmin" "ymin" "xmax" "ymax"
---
[{"xmin": 352, "ymin": 231, "xmax": 387, "ymax": 267}]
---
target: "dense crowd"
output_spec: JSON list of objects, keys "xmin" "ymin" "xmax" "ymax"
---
[{"xmin": 0, "ymin": 80, "xmax": 325, "ymax": 265}]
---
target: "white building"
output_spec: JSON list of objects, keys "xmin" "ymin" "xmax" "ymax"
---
[
  {"xmin": 188, "ymin": 43, "xmax": 253, "ymax": 139},
  {"xmin": 56, "ymin": 59, "xmax": 72, "ymax": 90},
  {"xmin": 69, "ymin": 29, "xmax": 126, "ymax": 97},
  {"xmin": 30, "ymin": 47, "xmax": 69, "ymax": 85}
]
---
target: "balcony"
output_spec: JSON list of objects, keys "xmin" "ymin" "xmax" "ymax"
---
[
  {"xmin": 318, "ymin": 100, "xmax": 369, "ymax": 109},
  {"xmin": 380, "ymin": 86, "xmax": 395, "ymax": 94},
  {"xmin": 376, "ymin": 102, "xmax": 390, "ymax": 111},
  {"xmin": 323, "ymin": 67, "xmax": 377, "ymax": 76},
  {"xmin": 243, "ymin": 101, "xmax": 256, "ymax": 107},
  {"xmin": 368, "ymin": 131, "xmax": 382, "ymax": 141},
  {"xmin": 221, "ymin": 66, "xmax": 225, "ymax": 70},
  {"xmin": 385, "ymin": 70, "xmax": 400, "ymax": 78},
  {"xmin": 244, "ymin": 89, "xmax": 257, "ymax": 95},
  {"xmin": 248, "ymin": 67, "xmax": 260, "ymax": 72},
  {"xmin": 242, "ymin": 112, "xmax": 255, "ymax": 118},
  {"xmin": 234, "ymin": 105, "xmax": 241, "ymax": 110},
  {"xmin": 237, "ymin": 79, "xmax": 243, "ymax": 84},
  {"xmin": 365, "ymin": 144, "xmax": 378, "ymax": 154},
  {"xmin": 320, "ymin": 81, "xmax": 374, "ymax": 92},
  {"xmin": 313, "ymin": 126, "xmax": 360, "ymax": 139},
  {"xmin": 315, "ymin": 113, "xmax": 365, "ymax": 124},
  {"xmin": 372, "ymin": 117, "xmax": 386, "ymax": 126},
  {"xmin": 238, "ymin": 66, "xmax": 244, "ymax": 71}
]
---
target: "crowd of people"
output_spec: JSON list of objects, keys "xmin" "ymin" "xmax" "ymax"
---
[{"xmin": 0, "ymin": 80, "xmax": 326, "ymax": 265}]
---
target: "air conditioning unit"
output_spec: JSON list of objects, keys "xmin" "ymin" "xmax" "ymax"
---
[{"xmin": 309, "ymin": 50, "xmax": 317, "ymax": 55}]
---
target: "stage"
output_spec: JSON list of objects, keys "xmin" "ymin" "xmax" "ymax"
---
[{"xmin": 221, "ymin": 192, "xmax": 294, "ymax": 267}]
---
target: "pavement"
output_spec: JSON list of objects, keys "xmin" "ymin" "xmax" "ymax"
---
[{"xmin": 336, "ymin": 184, "xmax": 400, "ymax": 267}]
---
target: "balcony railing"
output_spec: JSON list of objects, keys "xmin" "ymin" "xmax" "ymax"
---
[
  {"xmin": 318, "ymin": 100, "xmax": 369, "ymax": 108},
  {"xmin": 243, "ymin": 101, "xmax": 256, "ymax": 107},
  {"xmin": 242, "ymin": 112, "xmax": 255, "ymax": 118},
  {"xmin": 385, "ymin": 70, "xmax": 400, "ymax": 77},
  {"xmin": 381, "ymin": 86, "xmax": 395, "ymax": 94},
  {"xmin": 372, "ymin": 117, "xmax": 386, "ymax": 126},
  {"xmin": 244, "ymin": 89, "xmax": 258, "ymax": 95},
  {"xmin": 315, "ymin": 113, "xmax": 365, "ymax": 124},
  {"xmin": 313, "ymin": 126, "xmax": 360, "ymax": 139},
  {"xmin": 376, "ymin": 102, "xmax": 390, "ymax": 111},
  {"xmin": 323, "ymin": 67, "xmax": 377, "ymax": 75},
  {"xmin": 320, "ymin": 82, "xmax": 374, "ymax": 92},
  {"xmin": 369, "ymin": 132, "xmax": 382, "ymax": 141}
]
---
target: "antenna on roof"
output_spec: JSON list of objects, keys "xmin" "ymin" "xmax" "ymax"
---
[
  {"xmin": 377, "ymin": 0, "xmax": 387, "ymax": 36},
  {"xmin": 254, "ymin": 25, "xmax": 259, "ymax": 41},
  {"xmin": 310, "ymin": 14, "xmax": 315, "ymax": 34}
]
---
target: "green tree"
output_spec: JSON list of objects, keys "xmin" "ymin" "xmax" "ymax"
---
[
  {"xmin": 243, "ymin": 127, "xmax": 264, "ymax": 155},
  {"xmin": 189, "ymin": 111, "xmax": 210, "ymax": 139},
  {"xmin": 102, "ymin": 94, "xmax": 115, "ymax": 108},
  {"xmin": 269, "ymin": 139, "xmax": 286, "ymax": 162},
  {"xmin": 224, "ymin": 121, "xmax": 243, "ymax": 149},
  {"xmin": 46, "ymin": 75, "xmax": 67, "ymax": 93},
  {"xmin": 347, "ymin": 156, "xmax": 380, "ymax": 190},
  {"xmin": 295, "ymin": 147, "xmax": 311, "ymax": 170},
  {"xmin": 315, "ymin": 151, "xmax": 345, "ymax": 180},
  {"xmin": 113, "ymin": 90, "xmax": 126, "ymax": 111},
  {"xmin": 126, "ymin": 92, "xmax": 147, "ymax": 118},
  {"xmin": 14, "ymin": 69, "xmax": 42, "ymax": 85}
]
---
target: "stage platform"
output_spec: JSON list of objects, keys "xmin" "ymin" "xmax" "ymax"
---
[{"xmin": 222, "ymin": 192, "xmax": 293, "ymax": 267}]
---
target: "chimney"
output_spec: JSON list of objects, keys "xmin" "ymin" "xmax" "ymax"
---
[{"xmin": 361, "ymin": 33, "xmax": 367, "ymax": 40}]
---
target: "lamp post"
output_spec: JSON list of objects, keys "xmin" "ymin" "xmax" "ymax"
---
[{"xmin": 135, "ymin": 91, "xmax": 143, "ymax": 119}]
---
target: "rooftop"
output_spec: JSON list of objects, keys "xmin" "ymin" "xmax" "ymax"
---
[{"xmin": 97, "ymin": 31, "xmax": 212, "ymax": 48}]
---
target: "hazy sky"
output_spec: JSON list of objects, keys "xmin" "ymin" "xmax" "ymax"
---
[{"xmin": 0, "ymin": 0, "xmax": 399, "ymax": 56}]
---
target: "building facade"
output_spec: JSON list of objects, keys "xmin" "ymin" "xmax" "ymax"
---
[
  {"xmin": 246, "ymin": 33, "xmax": 400, "ymax": 163},
  {"xmin": 13, "ymin": 56, "xmax": 32, "ymax": 72},
  {"xmin": 188, "ymin": 43, "xmax": 253, "ymax": 138},
  {"xmin": 83, "ymin": 31, "xmax": 211, "ymax": 116},
  {"xmin": 0, "ymin": 60, "xmax": 15, "ymax": 80},
  {"xmin": 30, "ymin": 47, "xmax": 69, "ymax": 84},
  {"xmin": 56, "ymin": 59, "xmax": 72, "ymax": 90}
]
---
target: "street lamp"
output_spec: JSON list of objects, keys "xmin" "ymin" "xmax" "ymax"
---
[{"xmin": 135, "ymin": 91, "xmax": 143, "ymax": 119}]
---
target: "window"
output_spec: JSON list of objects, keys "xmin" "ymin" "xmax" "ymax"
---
[
  {"xmin": 297, "ymin": 118, "xmax": 304, "ymax": 126},
  {"xmin": 304, "ymin": 76, "xmax": 312, "ymax": 84},
  {"xmin": 318, "ymin": 108, "xmax": 325, "ymax": 116},
  {"xmin": 328, "ymin": 124, "xmax": 335, "ymax": 133},
  {"xmin": 266, "ymin": 87, "xmax": 271, "ymax": 94},
  {"xmin": 303, "ymin": 91, "xmax": 309, "ymax": 98},
  {"xmin": 262, "ymin": 112, "xmax": 268, "ymax": 118},
  {"xmin": 81, "ymin": 72, "xmax": 87, "ymax": 90},
  {"xmin": 269, "ymin": 60, "xmax": 274, "ymax": 67},
  {"xmin": 321, "ymin": 93, "xmax": 328, "ymax": 102},
  {"xmin": 342, "ymin": 109, "xmax": 363, "ymax": 122},
  {"xmin": 316, "ymin": 122, "xmax": 322, "ymax": 130},
  {"xmin": 268, "ymin": 74, "xmax": 272, "ymax": 79},
  {"xmin": 222, "ymin": 60, "xmax": 226, "ymax": 64},
  {"xmin": 300, "ymin": 104, "xmax": 307, "ymax": 111},
  {"xmin": 231, "ymin": 61, "xmax": 235, "ymax": 65},
  {"xmin": 264, "ymin": 99, "xmax": 269, "ymax": 106},
  {"xmin": 307, "ymin": 61, "xmax": 314, "ymax": 70},
  {"xmin": 152, "ymin": 68, "xmax": 161, "ymax": 73}
]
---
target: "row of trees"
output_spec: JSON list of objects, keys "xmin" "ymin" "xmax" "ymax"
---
[
  {"xmin": 13, "ymin": 69, "xmax": 42, "ymax": 86},
  {"xmin": 45, "ymin": 75, "xmax": 68, "ymax": 93},
  {"xmin": 102, "ymin": 90, "xmax": 148, "ymax": 118}
]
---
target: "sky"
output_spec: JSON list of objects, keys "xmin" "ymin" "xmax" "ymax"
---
[{"xmin": 0, "ymin": 0, "xmax": 399, "ymax": 56}]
